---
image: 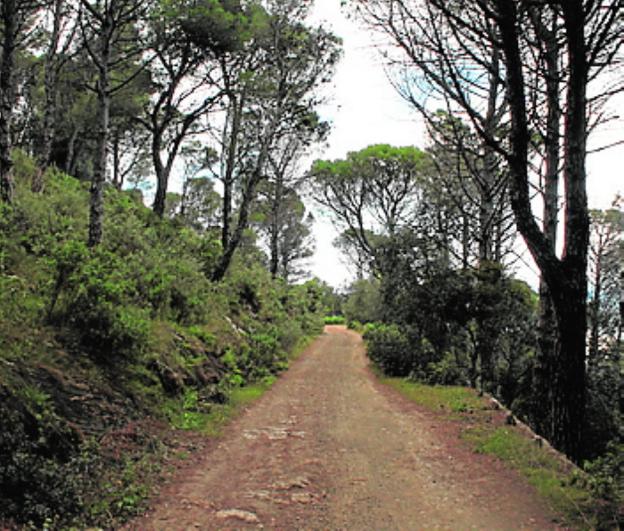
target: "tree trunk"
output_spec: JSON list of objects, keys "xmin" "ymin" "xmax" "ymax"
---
[
  {"xmin": 151, "ymin": 133, "xmax": 168, "ymax": 217},
  {"xmin": 496, "ymin": 0, "xmax": 589, "ymax": 461},
  {"xmin": 89, "ymin": 87, "xmax": 110, "ymax": 247},
  {"xmin": 212, "ymin": 175, "xmax": 259, "ymax": 282},
  {"xmin": 220, "ymin": 94, "xmax": 244, "ymax": 251},
  {"xmin": 269, "ymin": 175, "xmax": 284, "ymax": 278},
  {"xmin": 65, "ymin": 126, "xmax": 79, "ymax": 175},
  {"xmin": 534, "ymin": 12, "xmax": 561, "ymax": 438},
  {"xmin": 0, "ymin": 0, "xmax": 17, "ymax": 203},
  {"xmin": 212, "ymin": 142, "xmax": 269, "ymax": 282},
  {"xmin": 112, "ymin": 131, "xmax": 122, "ymax": 190},
  {"xmin": 461, "ymin": 212, "xmax": 470, "ymax": 269},
  {"xmin": 549, "ymin": 278, "xmax": 587, "ymax": 459},
  {"xmin": 33, "ymin": 0, "xmax": 64, "ymax": 193},
  {"xmin": 588, "ymin": 251, "xmax": 602, "ymax": 363},
  {"xmin": 88, "ymin": 13, "xmax": 113, "ymax": 248}
]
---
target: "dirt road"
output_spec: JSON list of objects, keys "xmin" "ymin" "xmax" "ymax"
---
[{"xmin": 129, "ymin": 326, "xmax": 558, "ymax": 530}]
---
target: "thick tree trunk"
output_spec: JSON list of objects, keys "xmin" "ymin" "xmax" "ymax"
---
[
  {"xmin": 496, "ymin": 0, "xmax": 588, "ymax": 461},
  {"xmin": 152, "ymin": 134, "xmax": 168, "ymax": 217},
  {"xmin": 0, "ymin": 0, "xmax": 17, "ymax": 203},
  {"xmin": 535, "ymin": 13, "xmax": 561, "ymax": 438},
  {"xmin": 550, "ymin": 278, "xmax": 587, "ymax": 459}
]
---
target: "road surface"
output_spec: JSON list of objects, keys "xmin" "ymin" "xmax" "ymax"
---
[{"xmin": 129, "ymin": 325, "xmax": 558, "ymax": 530}]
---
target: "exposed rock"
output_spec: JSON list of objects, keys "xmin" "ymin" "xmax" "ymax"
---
[
  {"xmin": 215, "ymin": 509, "xmax": 259, "ymax": 523},
  {"xmin": 291, "ymin": 492, "xmax": 314, "ymax": 504}
]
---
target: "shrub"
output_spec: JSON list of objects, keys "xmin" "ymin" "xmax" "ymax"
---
[
  {"xmin": 0, "ymin": 394, "xmax": 87, "ymax": 528},
  {"xmin": 364, "ymin": 323, "xmax": 413, "ymax": 377},
  {"xmin": 324, "ymin": 315, "xmax": 345, "ymax": 325},
  {"xmin": 60, "ymin": 249, "xmax": 150, "ymax": 361},
  {"xmin": 581, "ymin": 442, "xmax": 624, "ymax": 528}
]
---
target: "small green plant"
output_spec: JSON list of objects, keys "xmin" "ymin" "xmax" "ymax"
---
[{"xmin": 324, "ymin": 315, "xmax": 345, "ymax": 325}]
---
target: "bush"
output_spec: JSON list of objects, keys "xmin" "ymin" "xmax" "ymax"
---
[
  {"xmin": 60, "ymin": 249, "xmax": 150, "ymax": 361},
  {"xmin": 0, "ymin": 394, "xmax": 86, "ymax": 528},
  {"xmin": 424, "ymin": 349, "xmax": 466, "ymax": 385},
  {"xmin": 364, "ymin": 323, "xmax": 413, "ymax": 377},
  {"xmin": 581, "ymin": 442, "xmax": 624, "ymax": 528},
  {"xmin": 324, "ymin": 315, "xmax": 345, "ymax": 325}
]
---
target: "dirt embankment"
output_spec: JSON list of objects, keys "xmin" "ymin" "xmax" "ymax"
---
[{"xmin": 128, "ymin": 326, "xmax": 559, "ymax": 530}]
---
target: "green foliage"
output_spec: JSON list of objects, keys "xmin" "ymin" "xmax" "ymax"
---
[
  {"xmin": 0, "ymin": 394, "xmax": 86, "ymax": 528},
  {"xmin": 364, "ymin": 323, "xmax": 413, "ymax": 377},
  {"xmin": 580, "ymin": 442, "xmax": 624, "ymax": 528},
  {"xmin": 172, "ymin": 0, "xmax": 269, "ymax": 55},
  {"xmin": 343, "ymin": 278, "xmax": 383, "ymax": 325},
  {"xmin": 324, "ymin": 315, "xmax": 345, "ymax": 325},
  {"xmin": 0, "ymin": 156, "xmax": 325, "ymax": 528}
]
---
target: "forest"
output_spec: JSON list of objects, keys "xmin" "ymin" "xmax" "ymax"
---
[{"xmin": 0, "ymin": 0, "xmax": 623, "ymax": 529}]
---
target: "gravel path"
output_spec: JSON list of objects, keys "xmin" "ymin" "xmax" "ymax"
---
[{"xmin": 128, "ymin": 325, "xmax": 559, "ymax": 530}]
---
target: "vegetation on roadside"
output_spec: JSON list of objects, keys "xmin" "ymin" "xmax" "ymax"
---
[
  {"xmin": 0, "ymin": 158, "xmax": 329, "ymax": 529},
  {"xmin": 344, "ymin": 264, "xmax": 622, "ymax": 529},
  {"xmin": 379, "ymin": 378, "xmax": 623, "ymax": 529}
]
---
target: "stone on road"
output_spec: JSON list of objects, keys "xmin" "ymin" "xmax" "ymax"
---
[{"xmin": 128, "ymin": 326, "xmax": 557, "ymax": 530}]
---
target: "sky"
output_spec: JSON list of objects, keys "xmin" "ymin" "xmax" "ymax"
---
[{"xmin": 305, "ymin": 0, "xmax": 624, "ymax": 290}]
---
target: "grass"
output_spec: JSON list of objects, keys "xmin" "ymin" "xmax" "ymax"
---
[
  {"xmin": 324, "ymin": 315, "xmax": 346, "ymax": 325},
  {"xmin": 463, "ymin": 425, "xmax": 592, "ymax": 527},
  {"xmin": 382, "ymin": 377, "xmax": 599, "ymax": 529},
  {"xmin": 382, "ymin": 378, "xmax": 485, "ymax": 415},
  {"xmin": 289, "ymin": 334, "xmax": 316, "ymax": 361}
]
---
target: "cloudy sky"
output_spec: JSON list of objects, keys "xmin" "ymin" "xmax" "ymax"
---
[{"xmin": 306, "ymin": 0, "xmax": 624, "ymax": 289}]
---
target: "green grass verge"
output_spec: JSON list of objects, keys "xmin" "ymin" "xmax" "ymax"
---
[
  {"xmin": 381, "ymin": 377, "xmax": 600, "ymax": 529},
  {"xmin": 382, "ymin": 378, "xmax": 485, "ymax": 415}
]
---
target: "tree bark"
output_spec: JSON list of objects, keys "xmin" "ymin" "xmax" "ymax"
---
[
  {"xmin": 212, "ymin": 142, "xmax": 269, "ymax": 282},
  {"xmin": 220, "ymin": 93, "xmax": 244, "ymax": 250},
  {"xmin": 588, "ymin": 249, "xmax": 602, "ymax": 363},
  {"xmin": 33, "ymin": 0, "xmax": 65, "ymax": 192},
  {"xmin": 496, "ymin": 0, "xmax": 589, "ymax": 461},
  {"xmin": 151, "ymin": 132, "xmax": 167, "ymax": 217},
  {"xmin": 0, "ymin": 0, "xmax": 17, "ymax": 203},
  {"xmin": 269, "ymin": 175, "xmax": 284, "ymax": 278},
  {"xmin": 534, "ymin": 11, "xmax": 561, "ymax": 439},
  {"xmin": 88, "ymin": 11, "xmax": 113, "ymax": 248},
  {"xmin": 65, "ymin": 126, "xmax": 79, "ymax": 175}
]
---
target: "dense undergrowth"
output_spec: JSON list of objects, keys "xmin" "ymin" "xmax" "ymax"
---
[{"xmin": 0, "ymin": 155, "xmax": 325, "ymax": 529}]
